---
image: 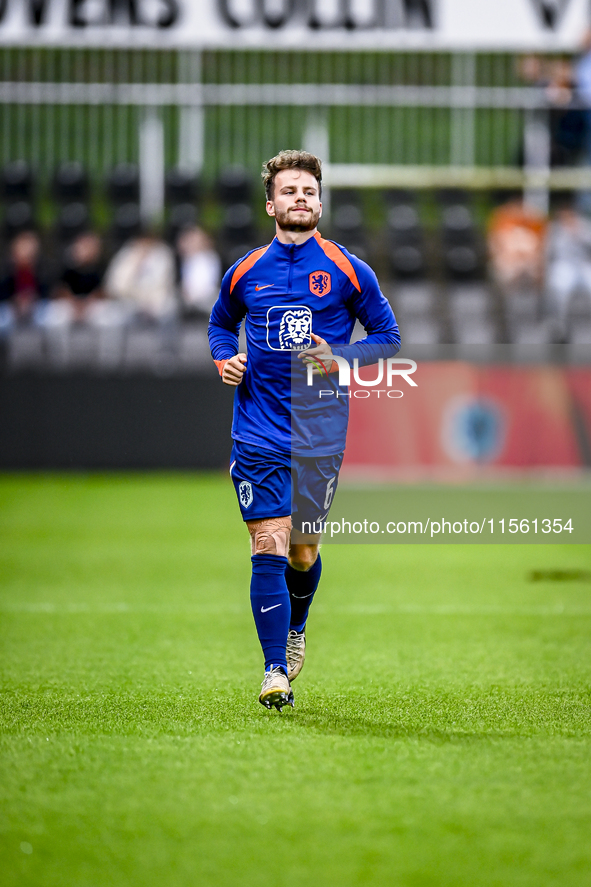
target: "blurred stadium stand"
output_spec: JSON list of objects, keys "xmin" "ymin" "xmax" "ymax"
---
[
  {"xmin": 165, "ymin": 167, "xmax": 200, "ymax": 241},
  {"xmin": 386, "ymin": 190, "xmax": 428, "ymax": 281},
  {"xmin": 331, "ymin": 191, "xmax": 368, "ymax": 262},
  {"xmin": 217, "ymin": 166, "xmax": 256, "ymax": 268},
  {"xmin": 438, "ymin": 190, "xmax": 484, "ymax": 281},
  {"xmin": 0, "ymin": 37, "xmax": 590, "ymax": 466}
]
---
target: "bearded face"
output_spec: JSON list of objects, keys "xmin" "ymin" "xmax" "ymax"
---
[{"xmin": 274, "ymin": 204, "xmax": 321, "ymax": 233}]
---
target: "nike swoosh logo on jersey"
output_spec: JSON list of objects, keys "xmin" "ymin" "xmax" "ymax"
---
[
  {"xmin": 261, "ymin": 603, "xmax": 282, "ymax": 613},
  {"xmin": 255, "ymin": 284, "xmax": 274, "ymax": 291}
]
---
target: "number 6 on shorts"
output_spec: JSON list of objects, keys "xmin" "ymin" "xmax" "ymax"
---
[{"xmin": 324, "ymin": 475, "xmax": 336, "ymax": 510}]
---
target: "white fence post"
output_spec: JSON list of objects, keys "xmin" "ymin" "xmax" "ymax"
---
[
  {"xmin": 523, "ymin": 108, "xmax": 551, "ymax": 215},
  {"xmin": 178, "ymin": 50, "xmax": 204, "ymax": 175},
  {"xmin": 304, "ymin": 110, "xmax": 330, "ymax": 218},
  {"xmin": 139, "ymin": 109, "xmax": 165, "ymax": 226},
  {"xmin": 450, "ymin": 52, "xmax": 476, "ymax": 168}
]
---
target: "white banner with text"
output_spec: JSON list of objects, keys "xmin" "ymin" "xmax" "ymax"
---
[{"xmin": 0, "ymin": 0, "xmax": 588, "ymax": 50}]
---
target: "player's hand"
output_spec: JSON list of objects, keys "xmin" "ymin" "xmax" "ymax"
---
[
  {"xmin": 299, "ymin": 333, "xmax": 333, "ymax": 374},
  {"xmin": 222, "ymin": 353, "xmax": 247, "ymax": 386}
]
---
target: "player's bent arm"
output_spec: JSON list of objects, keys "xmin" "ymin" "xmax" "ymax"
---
[
  {"xmin": 208, "ymin": 262, "xmax": 247, "ymax": 376},
  {"xmin": 299, "ymin": 333, "xmax": 334, "ymax": 374}
]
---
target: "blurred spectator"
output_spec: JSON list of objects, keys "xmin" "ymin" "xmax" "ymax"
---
[
  {"xmin": 488, "ymin": 195, "xmax": 547, "ymax": 291},
  {"xmin": 0, "ymin": 230, "xmax": 49, "ymax": 333},
  {"xmin": 573, "ymin": 31, "xmax": 591, "ymax": 212},
  {"xmin": 548, "ymin": 59, "xmax": 587, "ymax": 169},
  {"xmin": 42, "ymin": 232, "xmax": 127, "ymax": 370},
  {"xmin": 45, "ymin": 231, "xmax": 104, "ymax": 326},
  {"xmin": 518, "ymin": 54, "xmax": 583, "ymax": 168},
  {"xmin": 575, "ymin": 31, "xmax": 591, "ymax": 138},
  {"xmin": 61, "ymin": 231, "xmax": 103, "ymax": 300},
  {"xmin": 517, "ymin": 54, "xmax": 544, "ymax": 87},
  {"xmin": 518, "ymin": 54, "xmax": 573, "ymax": 107},
  {"xmin": 545, "ymin": 59, "xmax": 574, "ymax": 108},
  {"xmin": 545, "ymin": 203, "xmax": 591, "ymax": 337},
  {"xmin": 176, "ymin": 226, "xmax": 221, "ymax": 320},
  {"xmin": 104, "ymin": 230, "xmax": 176, "ymax": 322}
]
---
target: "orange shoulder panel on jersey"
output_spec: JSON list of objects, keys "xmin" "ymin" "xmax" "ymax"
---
[
  {"xmin": 230, "ymin": 245, "xmax": 270, "ymax": 294},
  {"xmin": 314, "ymin": 232, "xmax": 361, "ymax": 292}
]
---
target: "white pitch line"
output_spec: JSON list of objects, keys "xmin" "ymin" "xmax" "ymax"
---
[
  {"xmin": 1, "ymin": 603, "xmax": 590, "ymax": 616},
  {"xmin": 341, "ymin": 604, "xmax": 591, "ymax": 616},
  {"xmin": 0, "ymin": 603, "xmax": 243, "ymax": 615}
]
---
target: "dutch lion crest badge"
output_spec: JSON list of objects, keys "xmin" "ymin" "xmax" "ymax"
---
[
  {"xmin": 239, "ymin": 481, "xmax": 253, "ymax": 509},
  {"xmin": 309, "ymin": 271, "xmax": 331, "ymax": 297}
]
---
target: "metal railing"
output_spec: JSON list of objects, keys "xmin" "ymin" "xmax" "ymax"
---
[{"xmin": 0, "ymin": 47, "xmax": 586, "ymax": 212}]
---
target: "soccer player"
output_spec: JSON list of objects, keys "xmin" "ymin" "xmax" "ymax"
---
[{"xmin": 208, "ymin": 150, "xmax": 400, "ymax": 710}]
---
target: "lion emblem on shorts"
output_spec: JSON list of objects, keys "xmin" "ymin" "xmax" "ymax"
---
[
  {"xmin": 278, "ymin": 308, "xmax": 312, "ymax": 350},
  {"xmin": 239, "ymin": 481, "xmax": 253, "ymax": 509}
]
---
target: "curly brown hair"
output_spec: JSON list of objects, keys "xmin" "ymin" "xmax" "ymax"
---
[{"xmin": 261, "ymin": 150, "xmax": 322, "ymax": 201}]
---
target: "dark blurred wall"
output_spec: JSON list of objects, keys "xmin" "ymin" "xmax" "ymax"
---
[{"xmin": 0, "ymin": 375, "xmax": 234, "ymax": 469}]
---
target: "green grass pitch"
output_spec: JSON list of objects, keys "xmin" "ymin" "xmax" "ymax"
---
[{"xmin": 1, "ymin": 473, "xmax": 591, "ymax": 887}]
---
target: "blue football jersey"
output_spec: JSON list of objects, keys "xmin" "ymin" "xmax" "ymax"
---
[{"xmin": 208, "ymin": 232, "xmax": 400, "ymax": 456}]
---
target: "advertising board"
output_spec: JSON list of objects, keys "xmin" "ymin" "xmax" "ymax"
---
[{"xmin": 0, "ymin": 0, "xmax": 587, "ymax": 50}]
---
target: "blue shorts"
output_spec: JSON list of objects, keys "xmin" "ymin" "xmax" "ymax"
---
[{"xmin": 229, "ymin": 440, "xmax": 344, "ymax": 532}]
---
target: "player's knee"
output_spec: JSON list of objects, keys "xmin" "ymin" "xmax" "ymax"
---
[
  {"xmin": 288, "ymin": 546, "xmax": 318, "ymax": 572},
  {"xmin": 247, "ymin": 516, "xmax": 292, "ymax": 557}
]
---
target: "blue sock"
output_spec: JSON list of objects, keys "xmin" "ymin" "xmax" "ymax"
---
[
  {"xmin": 250, "ymin": 554, "xmax": 290, "ymax": 674},
  {"xmin": 285, "ymin": 554, "xmax": 322, "ymax": 632}
]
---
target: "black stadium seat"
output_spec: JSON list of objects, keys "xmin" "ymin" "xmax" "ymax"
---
[
  {"xmin": 58, "ymin": 202, "xmax": 89, "ymax": 242},
  {"xmin": 2, "ymin": 160, "xmax": 33, "ymax": 200},
  {"xmin": 385, "ymin": 192, "xmax": 426, "ymax": 279},
  {"xmin": 222, "ymin": 202, "xmax": 254, "ymax": 244},
  {"xmin": 167, "ymin": 203, "xmax": 198, "ymax": 240},
  {"xmin": 439, "ymin": 195, "xmax": 482, "ymax": 280},
  {"xmin": 331, "ymin": 191, "xmax": 368, "ymax": 261},
  {"xmin": 4, "ymin": 200, "xmax": 35, "ymax": 236},
  {"xmin": 218, "ymin": 166, "xmax": 252, "ymax": 204},
  {"xmin": 107, "ymin": 163, "xmax": 140, "ymax": 204},
  {"xmin": 217, "ymin": 167, "xmax": 256, "ymax": 267},
  {"xmin": 165, "ymin": 168, "xmax": 199, "ymax": 205},
  {"xmin": 53, "ymin": 161, "xmax": 88, "ymax": 203},
  {"xmin": 113, "ymin": 202, "xmax": 141, "ymax": 242}
]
